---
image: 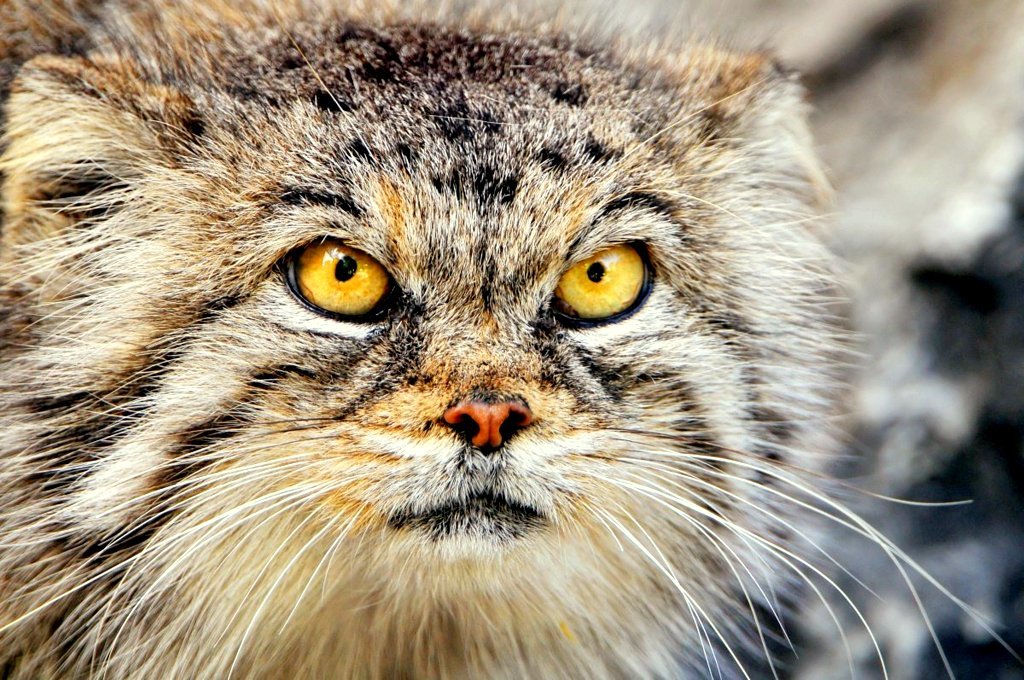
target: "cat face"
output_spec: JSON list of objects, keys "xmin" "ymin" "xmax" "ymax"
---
[{"xmin": 0, "ymin": 10, "xmax": 838, "ymax": 677}]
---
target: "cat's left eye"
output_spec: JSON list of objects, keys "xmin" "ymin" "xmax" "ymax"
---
[
  {"xmin": 286, "ymin": 238, "xmax": 393, "ymax": 320},
  {"xmin": 553, "ymin": 243, "xmax": 651, "ymax": 326}
]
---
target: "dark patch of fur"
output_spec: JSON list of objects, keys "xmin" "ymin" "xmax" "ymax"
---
[
  {"xmin": 596, "ymin": 191, "xmax": 678, "ymax": 222},
  {"xmin": 345, "ymin": 138, "xmax": 373, "ymax": 162},
  {"xmin": 388, "ymin": 490, "xmax": 545, "ymax": 541},
  {"xmin": 537, "ymin": 147, "xmax": 568, "ymax": 172},
  {"xmin": 471, "ymin": 166, "xmax": 519, "ymax": 209},
  {"xmin": 582, "ymin": 137, "xmax": 620, "ymax": 164},
  {"xmin": 396, "ymin": 142, "xmax": 418, "ymax": 167},
  {"xmin": 431, "ymin": 102, "xmax": 475, "ymax": 141},
  {"xmin": 550, "ymin": 81, "xmax": 588, "ymax": 106},
  {"xmin": 312, "ymin": 89, "xmax": 355, "ymax": 113},
  {"xmin": 280, "ymin": 187, "xmax": 364, "ymax": 217},
  {"xmin": 31, "ymin": 166, "xmax": 128, "ymax": 222}
]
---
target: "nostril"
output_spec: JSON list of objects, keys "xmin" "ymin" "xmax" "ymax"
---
[
  {"xmin": 441, "ymin": 397, "xmax": 534, "ymax": 451},
  {"xmin": 500, "ymin": 403, "xmax": 533, "ymax": 439},
  {"xmin": 443, "ymin": 406, "xmax": 481, "ymax": 440}
]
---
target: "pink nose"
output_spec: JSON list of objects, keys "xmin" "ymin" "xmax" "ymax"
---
[{"xmin": 442, "ymin": 399, "xmax": 534, "ymax": 450}]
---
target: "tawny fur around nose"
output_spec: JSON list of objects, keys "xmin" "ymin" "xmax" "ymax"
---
[{"xmin": 442, "ymin": 399, "xmax": 534, "ymax": 450}]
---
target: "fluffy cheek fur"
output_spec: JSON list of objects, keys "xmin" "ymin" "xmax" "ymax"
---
[{"xmin": 68, "ymin": 292, "xmax": 794, "ymax": 679}]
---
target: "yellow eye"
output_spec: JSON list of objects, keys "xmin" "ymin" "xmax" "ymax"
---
[
  {"xmin": 289, "ymin": 238, "xmax": 392, "ymax": 318},
  {"xmin": 553, "ymin": 244, "xmax": 649, "ymax": 323}
]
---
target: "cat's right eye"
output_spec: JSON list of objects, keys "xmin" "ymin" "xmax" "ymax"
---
[{"xmin": 286, "ymin": 238, "xmax": 393, "ymax": 320}]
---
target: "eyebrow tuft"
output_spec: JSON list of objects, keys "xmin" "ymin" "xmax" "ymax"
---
[
  {"xmin": 279, "ymin": 188, "xmax": 365, "ymax": 218},
  {"xmin": 595, "ymin": 191, "xmax": 677, "ymax": 222}
]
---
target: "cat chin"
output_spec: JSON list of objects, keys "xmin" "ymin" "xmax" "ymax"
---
[{"xmin": 385, "ymin": 489, "xmax": 548, "ymax": 561}]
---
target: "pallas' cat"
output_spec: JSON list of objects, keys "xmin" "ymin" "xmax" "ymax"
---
[{"xmin": 0, "ymin": 1, "xmax": 845, "ymax": 677}]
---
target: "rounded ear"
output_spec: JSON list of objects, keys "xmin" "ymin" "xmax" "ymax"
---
[
  {"xmin": 0, "ymin": 54, "xmax": 204, "ymax": 250},
  {"xmin": 669, "ymin": 45, "xmax": 831, "ymax": 210}
]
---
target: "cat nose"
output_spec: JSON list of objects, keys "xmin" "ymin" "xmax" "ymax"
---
[{"xmin": 442, "ymin": 395, "xmax": 534, "ymax": 451}]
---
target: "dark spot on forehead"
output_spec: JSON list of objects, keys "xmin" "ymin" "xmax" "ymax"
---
[
  {"xmin": 472, "ymin": 166, "xmax": 519, "ymax": 210},
  {"xmin": 345, "ymin": 138, "xmax": 373, "ymax": 162},
  {"xmin": 478, "ymin": 109, "xmax": 504, "ymax": 134},
  {"xmin": 583, "ymin": 137, "xmax": 621, "ymax": 164},
  {"xmin": 431, "ymin": 171, "xmax": 466, "ymax": 201},
  {"xmin": 396, "ymin": 143, "xmax": 418, "ymax": 167},
  {"xmin": 431, "ymin": 102, "xmax": 475, "ymax": 141},
  {"xmin": 550, "ymin": 81, "xmax": 588, "ymax": 107},
  {"xmin": 537, "ymin": 147, "xmax": 568, "ymax": 172},
  {"xmin": 312, "ymin": 89, "xmax": 354, "ymax": 113}
]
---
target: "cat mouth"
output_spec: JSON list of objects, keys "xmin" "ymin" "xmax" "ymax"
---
[{"xmin": 387, "ymin": 490, "xmax": 546, "ymax": 542}]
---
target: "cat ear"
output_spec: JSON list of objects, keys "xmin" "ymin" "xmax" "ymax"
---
[
  {"xmin": 0, "ymin": 54, "xmax": 204, "ymax": 249},
  {"xmin": 672, "ymin": 46, "xmax": 830, "ymax": 206}
]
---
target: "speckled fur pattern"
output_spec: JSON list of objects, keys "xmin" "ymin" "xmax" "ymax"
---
[{"xmin": 0, "ymin": 1, "xmax": 841, "ymax": 677}]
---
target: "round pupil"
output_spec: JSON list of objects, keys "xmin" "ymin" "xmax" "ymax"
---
[
  {"xmin": 587, "ymin": 262, "xmax": 606, "ymax": 283},
  {"xmin": 334, "ymin": 255, "xmax": 358, "ymax": 282}
]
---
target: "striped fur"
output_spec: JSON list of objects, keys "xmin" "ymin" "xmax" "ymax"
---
[{"xmin": 0, "ymin": 2, "xmax": 842, "ymax": 677}]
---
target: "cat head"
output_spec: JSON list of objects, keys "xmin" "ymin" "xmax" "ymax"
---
[{"xmin": 0, "ymin": 4, "xmax": 838, "ymax": 675}]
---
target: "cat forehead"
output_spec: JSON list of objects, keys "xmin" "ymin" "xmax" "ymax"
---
[
  {"xmin": 220, "ymin": 22, "xmax": 646, "ymax": 113},
  {"xmin": 198, "ymin": 25, "xmax": 692, "ymax": 274},
  {"xmin": 263, "ymin": 128, "xmax": 683, "ymax": 306}
]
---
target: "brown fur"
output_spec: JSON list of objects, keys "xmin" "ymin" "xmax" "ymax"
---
[{"xmin": 0, "ymin": 1, "xmax": 841, "ymax": 677}]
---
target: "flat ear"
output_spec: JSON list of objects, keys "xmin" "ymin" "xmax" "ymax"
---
[{"xmin": 0, "ymin": 54, "xmax": 202, "ymax": 249}]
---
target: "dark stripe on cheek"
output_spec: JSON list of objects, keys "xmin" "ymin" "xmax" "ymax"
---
[
  {"xmin": 31, "ymin": 166, "xmax": 129, "ymax": 223},
  {"xmin": 75, "ymin": 401, "xmax": 253, "ymax": 561},
  {"xmin": 747, "ymin": 404, "xmax": 797, "ymax": 444},
  {"xmin": 196, "ymin": 294, "xmax": 245, "ymax": 325},
  {"xmin": 248, "ymin": 363, "xmax": 320, "ymax": 388},
  {"xmin": 14, "ymin": 299, "xmax": 248, "ymax": 499},
  {"xmin": 162, "ymin": 404, "xmax": 253, "ymax": 487},
  {"xmin": 649, "ymin": 378, "xmax": 725, "ymax": 463},
  {"xmin": 19, "ymin": 390, "xmax": 97, "ymax": 416},
  {"xmin": 77, "ymin": 521, "xmax": 159, "ymax": 561},
  {"xmin": 573, "ymin": 346, "xmax": 629, "ymax": 401},
  {"xmin": 23, "ymin": 423, "xmax": 119, "ymax": 494}
]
